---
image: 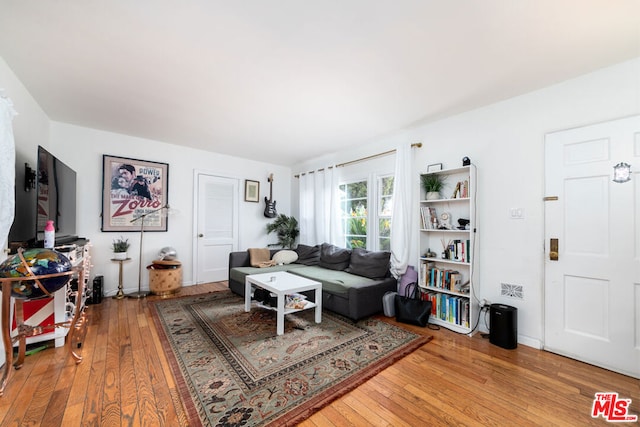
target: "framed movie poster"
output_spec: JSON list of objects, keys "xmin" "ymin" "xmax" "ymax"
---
[{"xmin": 102, "ymin": 155, "xmax": 169, "ymax": 232}]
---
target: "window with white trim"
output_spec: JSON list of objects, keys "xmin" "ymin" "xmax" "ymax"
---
[{"xmin": 338, "ymin": 174, "xmax": 393, "ymax": 251}]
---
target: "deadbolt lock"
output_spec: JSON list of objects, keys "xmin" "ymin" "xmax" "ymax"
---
[{"xmin": 550, "ymin": 238, "xmax": 558, "ymax": 261}]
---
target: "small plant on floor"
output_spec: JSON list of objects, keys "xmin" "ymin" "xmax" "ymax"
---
[{"xmin": 266, "ymin": 214, "xmax": 299, "ymax": 249}]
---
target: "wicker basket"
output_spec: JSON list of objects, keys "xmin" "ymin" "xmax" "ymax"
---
[{"xmin": 148, "ymin": 260, "xmax": 182, "ymax": 296}]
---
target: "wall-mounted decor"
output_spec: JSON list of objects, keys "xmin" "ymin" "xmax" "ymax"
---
[
  {"xmin": 102, "ymin": 155, "xmax": 169, "ymax": 232},
  {"xmin": 245, "ymin": 179, "xmax": 260, "ymax": 202}
]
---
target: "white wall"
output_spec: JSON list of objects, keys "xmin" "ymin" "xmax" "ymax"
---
[
  {"xmin": 49, "ymin": 122, "xmax": 292, "ymax": 296},
  {"xmin": 0, "ymin": 57, "xmax": 51, "ymax": 245},
  {"xmin": 294, "ymin": 57, "xmax": 640, "ymax": 348}
]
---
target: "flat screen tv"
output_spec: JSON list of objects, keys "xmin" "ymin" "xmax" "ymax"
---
[
  {"xmin": 8, "ymin": 146, "xmax": 77, "ymax": 247},
  {"xmin": 35, "ymin": 146, "xmax": 77, "ymax": 244}
]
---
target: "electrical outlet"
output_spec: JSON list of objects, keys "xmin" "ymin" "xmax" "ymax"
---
[
  {"xmin": 501, "ymin": 283, "xmax": 524, "ymax": 299},
  {"xmin": 480, "ymin": 298, "xmax": 490, "ymax": 308}
]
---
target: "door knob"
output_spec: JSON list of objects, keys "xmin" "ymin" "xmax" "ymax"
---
[{"xmin": 198, "ymin": 233, "xmax": 204, "ymax": 238}]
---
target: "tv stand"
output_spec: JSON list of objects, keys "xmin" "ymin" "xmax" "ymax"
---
[{"xmin": 55, "ymin": 235, "xmax": 80, "ymax": 245}]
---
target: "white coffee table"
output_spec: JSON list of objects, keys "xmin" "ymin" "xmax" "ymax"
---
[{"xmin": 245, "ymin": 271, "xmax": 322, "ymax": 335}]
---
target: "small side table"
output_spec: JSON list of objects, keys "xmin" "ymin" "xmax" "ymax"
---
[{"xmin": 111, "ymin": 258, "xmax": 131, "ymax": 299}]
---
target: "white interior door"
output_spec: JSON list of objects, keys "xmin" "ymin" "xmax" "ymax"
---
[
  {"xmin": 544, "ymin": 115, "xmax": 640, "ymax": 379},
  {"xmin": 194, "ymin": 174, "xmax": 239, "ymax": 283}
]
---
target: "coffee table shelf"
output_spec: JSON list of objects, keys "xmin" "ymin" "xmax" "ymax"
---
[
  {"xmin": 255, "ymin": 301, "xmax": 318, "ymax": 315},
  {"xmin": 245, "ymin": 271, "xmax": 322, "ymax": 335}
]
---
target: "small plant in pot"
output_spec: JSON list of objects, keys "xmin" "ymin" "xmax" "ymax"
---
[
  {"xmin": 112, "ymin": 237, "xmax": 130, "ymax": 260},
  {"xmin": 266, "ymin": 214, "xmax": 300, "ymax": 249},
  {"xmin": 421, "ymin": 173, "xmax": 445, "ymax": 200}
]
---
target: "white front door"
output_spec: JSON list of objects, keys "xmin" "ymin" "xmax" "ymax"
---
[
  {"xmin": 544, "ymin": 115, "xmax": 640, "ymax": 379},
  {"xmin": 194, "ymin": 173, "xmax": 239, "ymax": 283}
]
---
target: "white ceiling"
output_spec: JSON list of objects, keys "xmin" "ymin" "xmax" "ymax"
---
[{"xmin": 1, "ymin": 1, "xmax": 638, "ymax": 166}]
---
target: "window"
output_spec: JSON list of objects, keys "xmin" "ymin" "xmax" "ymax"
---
[
  {"xmin": 378, "ymin": 175, "xmax": 394, "ymax": 251},
  {"xmin": 339, "ymin": 175, "xmax": 394, "ymax": 251},
  {"xmin": 339, "ymin": 180, "xmax": 367, "ymax": 249}
]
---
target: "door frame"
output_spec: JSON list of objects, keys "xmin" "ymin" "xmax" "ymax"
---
[{"xmin": 192, "ymin": 169, "xmax": 241, "ymax": 284}]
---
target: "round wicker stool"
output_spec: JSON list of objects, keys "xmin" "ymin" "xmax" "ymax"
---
[{"xmin": 148, "ymin": 260, "xmax": 182, "ymax": 296}]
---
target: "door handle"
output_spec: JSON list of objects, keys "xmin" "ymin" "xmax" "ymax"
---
[
  {"xmin": 549, "ymin": 238, "xmax": 558, "ymax": 261},
  {"xmin": 198, "ymin": 233, "xmax": 204, "ymax": 238}
]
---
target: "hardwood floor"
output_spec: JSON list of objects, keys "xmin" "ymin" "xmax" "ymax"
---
[{"xmin": 0, "ymin": 282, "xmax": 637, "ymax": 426}]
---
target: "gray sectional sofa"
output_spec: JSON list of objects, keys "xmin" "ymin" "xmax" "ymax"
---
[{"xmin": 228, "ymin": 243, "xmax": 397, "ymax": 321}]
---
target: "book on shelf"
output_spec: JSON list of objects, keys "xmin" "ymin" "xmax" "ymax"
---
[
  {"xmin": 444, "ymin": 239, "xmax": 471, "ymax": 262},
  {"xmin": 422, "ymin": 292, "xmax": 470, "ymax": 328},
  {"xmin": 420, "ymin": 206, "xmax": 429, "ymax": 229},
  {"xmin": 420, "ymin": 206, "xmax": 439, "ymax": 230},
  {"xmin": 426, "ymin": 267, "xmax": 463, "ymax": 290},
  {"xmin": 451, "ymin": 178, "xmax": 470, "ymax": 199}
]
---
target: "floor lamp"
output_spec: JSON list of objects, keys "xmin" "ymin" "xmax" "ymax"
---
[{"xmin": 128, "ymin": 204, "xmax": 170, "ymax": 299}]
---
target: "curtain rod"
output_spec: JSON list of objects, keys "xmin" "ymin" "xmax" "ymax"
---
[{"xmin": 295, "ymin": 142, "xmax": 422, "ymax": 178}]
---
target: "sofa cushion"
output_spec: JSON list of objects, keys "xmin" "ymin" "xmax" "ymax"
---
[
  {"xmin": 347, "ymin": 248, "xmax": 391, "ymax": 279},
  {"xmin": 229, "ymin": 264, "xmax": 305, "ymax": 286},
  {"xmin": 288, "ymin": 266, "xmax": 382, "ymax": 295},
  {"xmin": 318, "ymin": 243, "xmax": 351, "ymax": 271},
  {"xmin": 272, "ymin": 250, "xmax": 298, "ymax": 265},
  {"xmin": 295, "ymin": 244, "xmax": 320, "ymax": 266}
]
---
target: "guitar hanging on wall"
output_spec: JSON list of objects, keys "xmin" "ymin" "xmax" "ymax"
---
[{"xmin": 264, "ymin": 174, "xmax": 277, "ymax": 218}]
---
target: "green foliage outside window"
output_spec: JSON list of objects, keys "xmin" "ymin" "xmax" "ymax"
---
[{"xmin": 346, "ymin": 203, "xmax": 367, "ymax": 248}]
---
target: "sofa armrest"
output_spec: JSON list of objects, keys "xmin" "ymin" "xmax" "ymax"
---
[{"xmin": 229, "ymin": 251, "xmax": 251, "ymax": 269}]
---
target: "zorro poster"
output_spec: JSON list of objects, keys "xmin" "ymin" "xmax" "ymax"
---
[{"xmin": 101, "ymin": 155, "xmax": 169, "ymax": 232}]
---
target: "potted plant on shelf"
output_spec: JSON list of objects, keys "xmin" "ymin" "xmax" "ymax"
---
[
  {"xmin": 266, "ymin": 214, "xmax": 300, "ymax": 249},
  {"xmin": 421, "ymin": 174, "xmax": 445, "ymax": 200},
  {"xmin": 112, "ymin": 236, "xmax": 130, "ymax": 260}
]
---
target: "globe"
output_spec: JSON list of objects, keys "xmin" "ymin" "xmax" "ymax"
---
[{"xmin": 0, "ymin": 248, "xmax": 73, "ymax": 299}]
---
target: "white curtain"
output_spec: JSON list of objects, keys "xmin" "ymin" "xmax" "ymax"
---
[
  {"xmin": 390, "ymin": 143, "xmax": 415, "ymax": 278},
  {"xmin": 298, "ymin": 172, "xmax": 316, "ymax": 245},
  {"xmin": 298, "ymin": 166, "xmax": 340, "ymax": 246},
  {"xmin": 0, "ymin": 94, "xmax": 17, "ymax": 252}
]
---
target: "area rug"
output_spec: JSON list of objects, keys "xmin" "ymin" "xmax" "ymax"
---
[{"xmin": 150, "ymin": 290, "xmax": 432, "ymax": 426}]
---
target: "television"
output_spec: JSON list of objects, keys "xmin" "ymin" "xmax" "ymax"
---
[{"xmin": 8, "ymin": 146, "xmax": 77, "ymax": 247}]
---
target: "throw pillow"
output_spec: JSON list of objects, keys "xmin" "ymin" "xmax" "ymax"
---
[
  {"xmin": 347, "ymin": 248, "xmax": 391, "ymax": 279},
  {"xmin": 295, "ymin": 244, "xmax": 320, "ymax": 265},
  {"xmin": 272, "ymin": 250, "xmax": 298, "ymax": 265},
  {"xmin": 318, "ymin": 243, "xmax": 351, "ymax": 271}
]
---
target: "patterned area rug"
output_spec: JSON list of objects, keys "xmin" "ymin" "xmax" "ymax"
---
[{"xmin": 150, "ymin": 290, "xmax": 432, "ymax": 426}]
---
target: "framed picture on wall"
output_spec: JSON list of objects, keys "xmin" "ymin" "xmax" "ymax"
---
[
  {"xmin": 245, "ymin": 180, "xmax": 260, "ymax": 202},
  {"xmin": 427, "ymin": 163, "xmax": 443, "ymax": 172},
  {"xmin": 101, "ymin": 155, "xmax": 169, "ymax": 232}
]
